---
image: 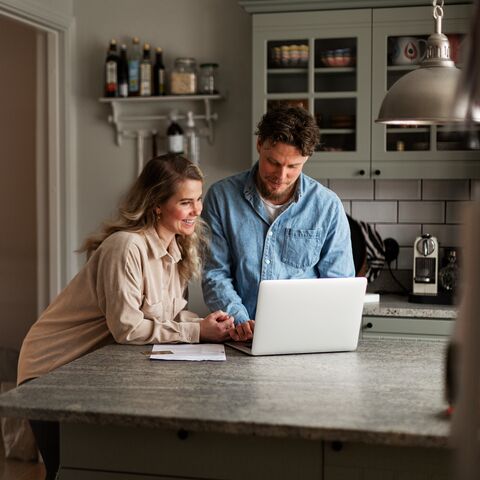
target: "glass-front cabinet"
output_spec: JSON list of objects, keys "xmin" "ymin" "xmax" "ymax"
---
[
  {"xmin": 253, "ymin": 9, "xmax": 372, "ymax": 178},
  {"xmin": 371, "ymin": 4, "xmax": 479, "ymax": 178},
  {"xmin": 253, "ymin": 4, "xmax": 479, "ymax": 179}
]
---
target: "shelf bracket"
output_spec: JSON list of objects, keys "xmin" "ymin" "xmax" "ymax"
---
[{"xmin": 101, "ymin": 95, "xmax": 222, "ymax": 149}]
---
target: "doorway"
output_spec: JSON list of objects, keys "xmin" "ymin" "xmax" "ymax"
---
[{"xmin": 0, "ymin": 14, "xmax": 46, "ymax": 355}]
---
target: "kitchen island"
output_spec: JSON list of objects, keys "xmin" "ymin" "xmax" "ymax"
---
[{"xmin": 0, "ymin": 338, "xmax": 452, "ymax": 479}]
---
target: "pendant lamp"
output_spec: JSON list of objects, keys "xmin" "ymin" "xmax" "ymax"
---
[{"xmin": 376, "ymin": 0, "xmax": 463, "ymax": 125}]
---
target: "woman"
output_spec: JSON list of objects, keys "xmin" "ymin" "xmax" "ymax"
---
[{"xmin": 17, "ymin": 154, "xmax": 233, "ymax": 479}]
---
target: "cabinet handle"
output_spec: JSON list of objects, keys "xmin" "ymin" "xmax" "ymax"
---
[
  {"xmin": 374, "ymin": 169, "xmax": 381, "ymax": 176},
  {"xmin": 358, "ymin": 169, "xmax": 365, "ymax": 176},
  {"xmin": 177, "ymin": 429, "xmax": 189, "ymax": 440},
  {"xmin": 331, "ymin": 441, "xmax": 343, "ymax": 452},
  {"xmin": 364, "ymin": 322, "xmax": 373, "ymax": 329}
]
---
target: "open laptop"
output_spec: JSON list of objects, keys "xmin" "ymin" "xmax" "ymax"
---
[{"xmin": 226, "ymin": 277, "xmax": 367, "ymax": 356}]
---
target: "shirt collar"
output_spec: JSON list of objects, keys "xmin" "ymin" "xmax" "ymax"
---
[{"xmin": 144, "ymin": 227, "xmax": 182, "ymax": 263}]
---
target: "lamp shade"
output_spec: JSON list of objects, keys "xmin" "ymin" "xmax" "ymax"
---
[
  {"xmin": 376, "ymin": 3, "xmax": 464, "ymax": 126},
  {"xmin": 376, "ymin": 64, "xmax": 463, "ymax": 125}
]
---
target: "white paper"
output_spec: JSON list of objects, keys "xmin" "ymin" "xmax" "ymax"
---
[{"xmin": 150, "ymin": 344, "xmax": 226, "ymax": 361}]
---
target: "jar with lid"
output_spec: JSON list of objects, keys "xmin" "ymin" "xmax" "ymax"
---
[
  {"xmin": 199, "ymin": 63, "xmax": 218, "ymax": 94},
  {"xmin": 170, "ymin": 58, "xmax": 197, "ymax": 95}
]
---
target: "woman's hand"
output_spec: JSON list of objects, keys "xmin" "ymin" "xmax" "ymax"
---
[
  {"xmin": 228, "ymin": 320, "xmax": 255, "ymax": 342},
  {"xmin": 199, "ymin": 311, "xmax": 234, "ymax": 342}
]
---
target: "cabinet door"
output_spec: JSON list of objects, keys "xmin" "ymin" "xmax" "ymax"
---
[
  {"xmin": 253, "ymin": 10, "xmax": 371, "ymax": 179},
  {"xmin": 324, "ymin": 442, "xmax": 451, "ymax": 480},
  {"xmin": 371, "ymin": 4, "xmax": 480, "ymax": 179}
]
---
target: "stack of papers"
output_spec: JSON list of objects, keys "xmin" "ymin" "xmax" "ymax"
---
[{"xmin": 149, "ymin": 344, "xmax": 226, "ymax": 361}]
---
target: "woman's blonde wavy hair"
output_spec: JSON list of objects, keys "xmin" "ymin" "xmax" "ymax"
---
[{"xmin": 79, "ymin": 154, "xmax": 209, "ymax": 282}]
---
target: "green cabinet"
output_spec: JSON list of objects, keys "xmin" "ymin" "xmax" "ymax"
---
[{"xmin": 252, "ymin": 4, "xmax": 480, "ymax": 179}]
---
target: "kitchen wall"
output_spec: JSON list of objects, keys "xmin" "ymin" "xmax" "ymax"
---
[
  {"xmin": 0, "ymin": 15, "xmax": 37, "ymax": 351},
  {"xmin": 72, "ymin": 0, "xmax": 251, "ymax": 313}
]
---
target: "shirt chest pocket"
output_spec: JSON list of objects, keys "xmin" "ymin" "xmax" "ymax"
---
[{"xmin": 281, "ymin": 228, "xmax": 323, "ymax": 269}]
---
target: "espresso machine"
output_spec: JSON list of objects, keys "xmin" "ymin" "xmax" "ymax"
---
[{"xmin": 409, "ymin": 234, "xmax": 439, "ymax": 303}]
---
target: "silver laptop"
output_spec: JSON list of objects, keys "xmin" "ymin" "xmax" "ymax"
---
[{"xmin": 226, "ymin": 277, "xmax": 367, "ymax": 356}]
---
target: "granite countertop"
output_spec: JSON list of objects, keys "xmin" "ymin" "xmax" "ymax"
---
[
  {"xmin": 0, "ymin": 338, "xmax": 451, "ymax": 448},
  {"xmin": 363, "ymin": 294, "xmax": 457, "ymax": 319}
]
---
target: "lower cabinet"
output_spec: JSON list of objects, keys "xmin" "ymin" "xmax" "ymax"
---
[
  {"xmin": 362, "ymin": 315, "xmax": 454, "ymax": 339},
  {"xmin": 60, "ymin": 424, "xmax": 450, "ymax": 480},
  {"xmin": 324, "ymin": 441, "xmax": 451, "ymax": 480}
]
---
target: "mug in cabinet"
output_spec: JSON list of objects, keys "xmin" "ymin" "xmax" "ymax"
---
[
  {"xmin": 447, "ymin": 34, "xmax": 465, "ymax": 64},
  {"xmin": 391, "ymin": 37, "xmax": 427, "ymax": 65}
]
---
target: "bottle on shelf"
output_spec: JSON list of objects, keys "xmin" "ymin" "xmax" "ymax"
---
[
  {"xmin": 153, "ymin": 47, "xmax": 166, "ymax": 96},
  {"xmin": 139, "ymin": 43, "xmax": 152, "ymax": 96},
  {"xmin": 128, "ymin": 37, "xmax": 141, "ymax": 96},
  {"xmin": 167, "ymin": 112, "xmax": 184, "ymax": 154},
  {"xmin": 118, "ymin": 44, "xmax": 129, "ymax": 98},
  {"xmin": 104, "ymin": 39, "xmax": 119, "ymax": 97},
  {"xmin": 184, "ymin": 111, "xmax": 200, "ymax": 164}
]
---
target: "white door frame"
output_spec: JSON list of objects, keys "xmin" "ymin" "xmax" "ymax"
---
[{"xmin": 0, "ymin": 1, "xmax": 76, "ymax": 311}]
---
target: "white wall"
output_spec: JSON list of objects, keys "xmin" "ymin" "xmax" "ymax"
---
[
  {"xmin": 0, "ymin": 15, "xmax": 37, "ymax": 350},
  {"xmin": 73, "ymin": 0, "xmax": 252, "ymax": 313}
]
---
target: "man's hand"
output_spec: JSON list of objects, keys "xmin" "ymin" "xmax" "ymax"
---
[
  {"xmin": 199, "ymin": 311, "xmax": 234, "ymax": 342},
  {"xmin": 228, "ymin": 320, "xmax": 255, "ymax": 342}
]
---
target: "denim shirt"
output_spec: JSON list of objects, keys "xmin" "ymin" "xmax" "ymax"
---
[{"xmin": 201, "ymin": 164, "xmax": 354, "ymax": 324}]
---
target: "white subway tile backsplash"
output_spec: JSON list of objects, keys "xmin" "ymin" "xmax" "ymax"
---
[
  {"xmin": 375, "ymin": 180, "xmax": 421, "ymax": 200},
  {"xmin": 329, "ymin": 179, "xmax": 374, "ymax": 200},
  {"xmin": 398, "ymin": 201, "xmax": 444, "ymax": 223},
  {"xmin": 422, "ymin": 180, "xmax": 470, "ymax": 200},
  {"xmin": 422, "ymin": 224, "xmax": 465, "ymax": 248},
  {"xmin": 324, "ymin": 178, "xmax": 472, "ymax": 275},
  {"xmin": 446, "ymin": 201, "xmax": 470, "ymax": 224},
  {"xmin": 351, "ymin": 201, "xmax": 397, "ymax": 223},
  {"xmin": 397, "ymin": 247, "xmax": 413, "ymax": 270},
  {"xmin": 375, "ymin": 224, "xmax": 421, "ymax": 247},
  {"xmin": 342, "ymin": 200, "xmax": 351, "ymax": 215}
]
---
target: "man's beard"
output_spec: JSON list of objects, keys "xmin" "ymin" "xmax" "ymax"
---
[{"xmin": 256, "ymin": 176, "xmax": 296, "ymax": 204}]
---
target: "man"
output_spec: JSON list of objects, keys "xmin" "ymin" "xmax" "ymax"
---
[{"xmin": 202, "ymin": 105, "xmax": 354, "ymax": 340}]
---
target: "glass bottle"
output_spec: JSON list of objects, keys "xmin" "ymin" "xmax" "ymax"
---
[
  {"xmin": 153, "ymin": 47, "xmax": 166, "ymax": 96},
  {"xmin": 118, "ymin": 44, "xmax": 129, "ymax": 98},
  {"xmin": 128, "ymin": 37, "xmax": 141, "ymax": 96},
  {"xmin": 199, "ymin": 63, "xmax": 218, "ymax": 94},
  {"xmin": 439, "ymin": 249, "xmax": 459, "ymax": 292},
  {"xmin": 167, "ymin": 113, "xmax": 184, "ymax": 153},
  {"xmin": 170, "ymin": 58, "xmax": 197, "ymax": 95},
  {"xmin": 139, "ymin": 43, "xmax": 152, "ymax": 97},
  {"xmin": 184, "ymin": 111, "xmax": 199, "ymax": 164},
  {"xmin": 104, "ymin": 39, "xmax": 119, "ymax": 97}
]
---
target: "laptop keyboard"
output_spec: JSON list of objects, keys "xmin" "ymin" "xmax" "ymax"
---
[{"xmin": 231, "ymin": 340, "xmax": 252, "ymax": 348}]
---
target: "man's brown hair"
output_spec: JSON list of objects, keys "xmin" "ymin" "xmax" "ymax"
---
[{"xmin": 255, "ymin": 105, "xmax": 320, "ymax": 156}]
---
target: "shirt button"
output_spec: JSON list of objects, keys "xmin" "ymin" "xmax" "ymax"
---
[
  {"xmin": 268, "ymin": 231, "xmax": 273, "ymax": 236},
  {"xmin": 265, "ymin": 259, "xmax": 270, "ymax": 265}
]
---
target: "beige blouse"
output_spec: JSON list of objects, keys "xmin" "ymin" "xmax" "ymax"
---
[{"xmin": 17, "ymin": 228, "xmax": 201, "ymax": 385}]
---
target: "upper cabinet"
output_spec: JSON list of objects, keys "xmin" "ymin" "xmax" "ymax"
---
[{"xmin": 252, "ymin": 4, "xmax": 480, "ymax": 179}]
